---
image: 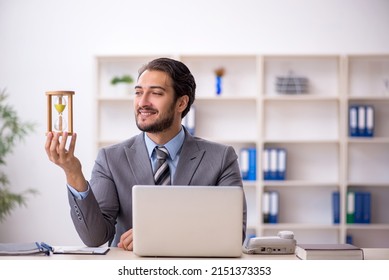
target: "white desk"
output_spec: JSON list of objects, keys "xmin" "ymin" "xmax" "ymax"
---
[{"xmin": 0, "ymin": 247, "xmax": 388, "ymax": 260}]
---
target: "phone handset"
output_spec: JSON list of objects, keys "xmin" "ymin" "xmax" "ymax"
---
[{"xmin": 242, "ymin": 230, "xmax": 296, "ymax": 255}]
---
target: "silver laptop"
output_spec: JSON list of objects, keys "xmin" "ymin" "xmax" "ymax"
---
[{"xmin": 132, "ymin": 185, "xmax": 243, "ymax": 257}]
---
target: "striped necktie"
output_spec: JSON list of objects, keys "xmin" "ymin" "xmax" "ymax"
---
[{"xmin": 154, "ymin": 146, "xmax": 171, "ymax": 185}]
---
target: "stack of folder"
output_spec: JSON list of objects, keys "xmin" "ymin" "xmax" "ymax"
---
[
  {"xmin": 349, "ymin": 105, "xmax": 374, "ymax": 137},
  {"xmin": 263, "ymin": 148, "xmax": 286, "ymax": 180},
  {"xmin": 262, "ymin": 191, "xmax": 279, "ymax": 223},
  {"xmin": 346, "ymin": 191, "xmax": 371, "ymax": 224}
]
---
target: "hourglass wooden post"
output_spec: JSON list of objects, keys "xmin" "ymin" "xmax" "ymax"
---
[{"xmin": 46, "ymin": 91, "xmax": 75, "ymax": 135}]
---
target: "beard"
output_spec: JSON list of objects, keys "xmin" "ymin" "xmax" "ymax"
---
[{"xmin": 135, "ymin": 103, "xmax": 175, "ymax": 133}]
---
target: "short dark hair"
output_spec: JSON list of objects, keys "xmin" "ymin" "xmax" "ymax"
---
[{"xmin": 138, "ymin": 57, "xmax": 196, "ymax": 118}]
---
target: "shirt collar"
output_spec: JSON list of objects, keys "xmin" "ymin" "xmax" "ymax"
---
[{"xmin": 144, "ymin": 126, "xmax": 185, "ymax": 160}]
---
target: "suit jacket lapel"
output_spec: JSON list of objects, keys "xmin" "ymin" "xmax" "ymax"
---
[
  {"xmin": 174, "ymin": 131, "xmax": 205, "ymax": 185},
  {"xmin": 124, "ymin": 133, "xmax": 155, "ymax": 185}
]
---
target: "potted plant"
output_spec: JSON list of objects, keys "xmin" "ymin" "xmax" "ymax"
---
[
  {"xmin": 110, "ymin": 74, "xmax": 134, "ymax": 96},
  {"xmin": 0, "ymin": 88, "xmax": 36, "ymax": 222}
]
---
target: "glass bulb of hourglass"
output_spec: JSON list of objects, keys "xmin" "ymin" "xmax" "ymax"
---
[
  {"xmin": 53, "ymin": 96, "xmax": 67, "ymax": 132},
  {"xmin": 54, "ymin": 114, "xmax": 67, "ymax": 132},
  {"xmin": 54, "ymin": 96, "xmax": 67, "ymax": 114}
]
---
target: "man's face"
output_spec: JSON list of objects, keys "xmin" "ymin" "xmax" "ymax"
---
[{"xmin": 134, "ymin": 70, "xmax": 178, "ymax": 133}]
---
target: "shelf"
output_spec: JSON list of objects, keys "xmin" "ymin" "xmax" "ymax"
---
[
  {"xmin": 95, "ymin": 54, "xmax": 389, "ymax": 247},
  {"xmin": 263, "ymin": 181, "xmax": 339, "ymax": 188}
]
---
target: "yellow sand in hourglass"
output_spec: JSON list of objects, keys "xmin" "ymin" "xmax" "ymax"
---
[
  {"xmin": 54, "ymin": 96, "xmax": 67, "ymax": 132},
  {"xmin": 46, "ymin": 91, "xmax": 74, "ymax": 135}
]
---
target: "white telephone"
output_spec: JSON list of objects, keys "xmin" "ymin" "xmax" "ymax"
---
[{"xmin": 242, "ymin": 230, "xmax": 296, "ymax": 255}]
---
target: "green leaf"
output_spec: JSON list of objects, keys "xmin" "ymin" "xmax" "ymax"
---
[{"xmin": 0, "ymin": 88, "xmax": 37, "ymax": 222}]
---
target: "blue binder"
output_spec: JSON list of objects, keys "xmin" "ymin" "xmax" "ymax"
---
[
  {"xmin": 268, "ymin": 191, "xmax": 279, "ymax": 223},
  {"xmin": 277, "ymin": 148, "xmax": 287, "ymax": 180},
  {"xmin": 247, "ymin": 148, "xmax": 257, "ymax": 181},
  {"xmin": 332, "ymin": 191, "xmax": 340, "ymax": 224},
  {"xmin": 354, "ymin": 191, "xmax": 364, "ymax": 223},
  {"xmin": 239, "ymin": 148, "xmax": 249, "ymax": 180},
  {"xmin": 362, "ymin": 192, "xmax": 371, "ymax": 224},
  {"xmin": 262, "ymin": 191, "xmax": 270, "ymax": 223},
  {"xmin": 269, "ymin": 149, "xmax": 278, "ymax": 180},
  {"xmin": 357, "ymin": 106, "xmax": 366, "ymax": 137},
  {"xmin": 349, "ymin": 105, "xmax": 358, "ymax": 137},
  {"xmin": 263, "ymin": 148, "xmax": 270, "ymax": 180},
  {"xmin": 365, "ymin": 105, "xmax": 374, "ymax": 137},
  {"xmin": 240, "ymin": 148, "xmax": 256, "ymax": 181}
]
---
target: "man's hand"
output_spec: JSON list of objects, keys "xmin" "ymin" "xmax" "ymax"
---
[
  {"xmin": 118, "ymin": 229, "xmax": 133, "ymax": 251},
  {"xmin": 45, "ymin": 131, "xmax": 87, "ymax": 192}
]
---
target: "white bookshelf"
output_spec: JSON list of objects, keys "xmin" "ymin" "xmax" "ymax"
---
[
  {"xmin": 344, "ymin": 54, "xmax": 389, "ymax": 247},
  {"xmin": 95, "ymin": 54, "xmax": 389, "ymax": 247}
]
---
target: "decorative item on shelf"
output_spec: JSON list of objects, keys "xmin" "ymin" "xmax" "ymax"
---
[
  {"xmin": 214, "ymin": 67, "xmax": 225, "ymax": 95},
  {"xmin": 0, "ymin": 88, "xmax": 37, "ymax": 222},
  {"xmin": 46, "ymin": 91, "xmax": 75, "ymax": 135},
  {"xmin": 110, "ymin": 74, "xmax": 134, "ymax": 95},
  {"xmin": 275, "ymin": 71, "xmax": 309, "ymax": 94}
]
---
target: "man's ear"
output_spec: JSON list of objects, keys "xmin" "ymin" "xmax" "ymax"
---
[{"xmin": 176, "ymin": 95, "xmax": 189, "ymax": 113}]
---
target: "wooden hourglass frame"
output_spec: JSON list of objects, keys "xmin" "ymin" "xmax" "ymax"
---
[{"xmin": 46, "ymin": 91, "xmax": 75, "ymax": 135}]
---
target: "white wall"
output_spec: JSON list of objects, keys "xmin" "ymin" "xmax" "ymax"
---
[{"xmin": 0, "ymin": 0, "xmax": 388, "ymax": 245}]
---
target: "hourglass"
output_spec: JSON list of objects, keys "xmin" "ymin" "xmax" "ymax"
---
[{"xmin": 46, "ymin": 91, "xmax": 75, "ymax": 135}]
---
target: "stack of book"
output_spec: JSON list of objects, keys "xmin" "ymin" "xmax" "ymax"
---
[
  {"xmin": 295, "ymin": 243, "xmax": 364, "ymax": 260},
  {"xmin": 263, "ymin": 148, "xmax": 287, "ymax": 180},
  {"xmin": 349, "ymin": 105, "xmax": 374, "ymax": 137}
]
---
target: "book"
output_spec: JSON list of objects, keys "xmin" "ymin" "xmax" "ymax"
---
[{"xmin": 295, "ymin": 243, "xmax": 364, "ymax": 260}]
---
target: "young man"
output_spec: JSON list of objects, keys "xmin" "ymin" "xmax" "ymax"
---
[{"xmin": 45, "ymin": 57, "xmax": 247, "ymax": 251}]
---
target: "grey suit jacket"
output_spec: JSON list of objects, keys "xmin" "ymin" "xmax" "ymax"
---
[{"xmin": 68, "ymin": 128, "xmax": 247, "ymax": 247}]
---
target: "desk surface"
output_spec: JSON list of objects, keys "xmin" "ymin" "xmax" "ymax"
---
[{"xmin": 0, "ymin": 247, "xmax": 388, "ymax": 260}]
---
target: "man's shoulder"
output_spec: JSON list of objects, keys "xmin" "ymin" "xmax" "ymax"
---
[
  {"xmin": 187, "ymin": 135, "xmax": 233, "ymax": 152},
  {"xmin": 99, "ymin": 134, "xmax": 142, "ymax": 152}
]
